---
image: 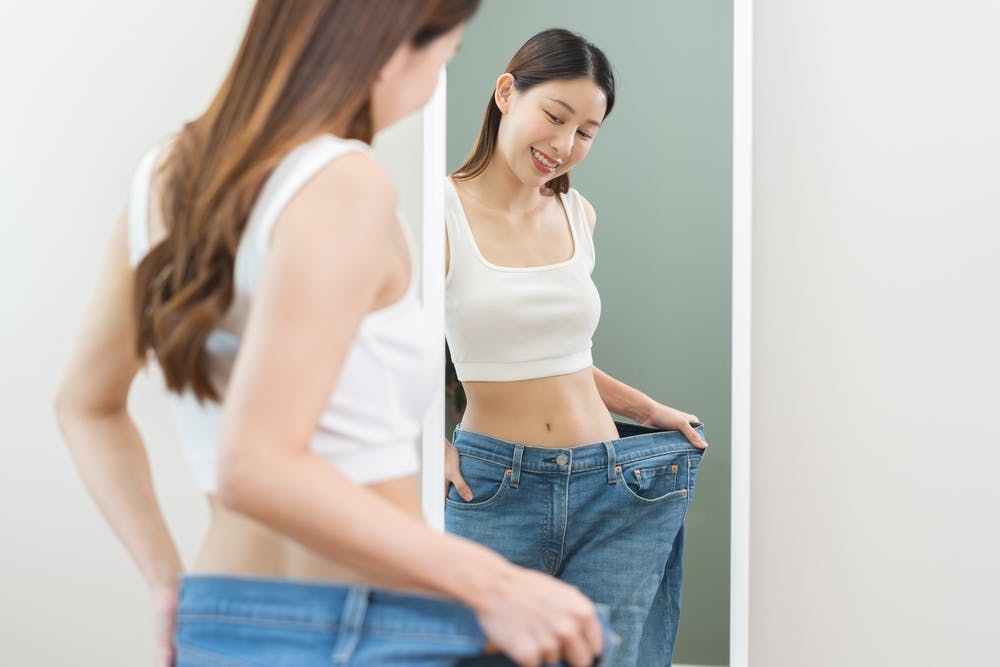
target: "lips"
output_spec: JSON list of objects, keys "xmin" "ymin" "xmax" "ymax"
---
[{"xmin": 530, "ymin": 146, "xmax": 560, "ymax": 174}]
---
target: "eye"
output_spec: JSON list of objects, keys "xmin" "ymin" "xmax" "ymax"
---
[
  {"xmin": 577, "ymin": 130, "xmax": 593, "ymax": 141},
  {"xmin": 544, "ymin": 111, "xmax": 563, "ymax": 125}
]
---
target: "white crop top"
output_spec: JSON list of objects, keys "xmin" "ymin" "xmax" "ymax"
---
[
  {"xmin": 127, "ymin": 134, "xmax": 436, "ymax": 491},
  {"xmin": 444, "ymin": 177, "xmax": 602, "ymax": 382}
]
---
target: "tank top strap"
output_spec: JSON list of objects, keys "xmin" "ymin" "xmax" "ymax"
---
[
  {"xmin": 126, "ymin": 141, "xmax": 170, "ymax": 266},
  {"xmin": 443, "ymin": 176, "xmax": 474, "ymax": 278},
  {"xmin": 235, "ymin": 134, "xmax": 375, "ymax": 292},
  {"xmin": 564, "ymin": 187, "xmax": 596, "ymax": 272},
  {"xmin": 243, "ymin": 135, "xmax": 374, "ymax": 257}
]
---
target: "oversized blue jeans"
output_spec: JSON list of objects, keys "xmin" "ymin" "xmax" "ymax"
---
[
  {"xmin": 173, "ymin": 575, "xmax": 616, "ymax": 666},
  {"xmin": 445, "ymin": 421, "xmax": 706, "ymax": 667}
]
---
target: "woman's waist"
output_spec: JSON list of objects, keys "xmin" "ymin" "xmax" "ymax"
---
[
  {"xmin": 460, "ymin": 371, "xmax": 617, "ymax": 446},
  {"xmin": 193, "ymin": 477, "xmax": 423, "ymax": 584}
]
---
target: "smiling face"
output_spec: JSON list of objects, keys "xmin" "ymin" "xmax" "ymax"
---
[{"xmin": 494, "ymin": 76, "xmax": 608, "ymax": 187}]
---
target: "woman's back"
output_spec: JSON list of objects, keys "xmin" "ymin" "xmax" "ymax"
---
[{"xmin": 132, "ymin": 134, "xmax": 433, "ymax": 582}]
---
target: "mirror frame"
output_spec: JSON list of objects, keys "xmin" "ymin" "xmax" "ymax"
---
[{"xmin": 420, "ymin": 3, "xmax": 752, "ymax": 663}]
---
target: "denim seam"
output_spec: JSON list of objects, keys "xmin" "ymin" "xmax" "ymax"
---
[
  {"xmin": 445, "ymin": 474, "xmax": 510, "ymax": 510},
  {"xmin": 330, "ymin": 587, "xmax": 368, "ymax": 664},
  {"xmin": 614, "ymin": 471, "xmax": 691, "ymax": 505},
  {"xmin": 361, "ymin": 627, "xmax": 484, "ymax": 643},
  {"xmin": 554, "ymin": 467, "xmax": 570, "ymax": 572},
  {"xmin": 542, "ymin": 479, "xmax": 556, "ymax": 574},
  {"xmin": 175, "ymin": 642, "xmax": 264, "ymax": 667},
  {"xmin": 449, "ymin": 455, "xmax": 699, "ymax": 475},
  {"xmin": 176, "ymin": 614, "xmax": 339, "ymax": 631}
]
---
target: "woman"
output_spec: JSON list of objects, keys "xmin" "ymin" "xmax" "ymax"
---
[
  {"xmin": 443, "ymin": 28, "xmax": 709, "ymax": 667},
  {"xmin": 54, "ymin": 3, "xmax": 613, "ymax": 666}
]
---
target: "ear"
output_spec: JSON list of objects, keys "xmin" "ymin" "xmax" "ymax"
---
[
  {"xmin": 494, "ymin": 73, "xmax": 516, "ymax": 113},
  {"xmin": 378, "ymin": 41, "xmax": 413, "ymax": 84}
]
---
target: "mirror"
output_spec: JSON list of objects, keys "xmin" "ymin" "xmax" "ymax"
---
[{"xmin": 436, "ymin": 2, "xmax": 736, "ymax": 665}]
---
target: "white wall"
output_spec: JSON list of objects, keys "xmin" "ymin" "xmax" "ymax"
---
[
  {"xmin": 750, "ymin": 1, "xmax": 1000, "ymax": 665},
  {"xmin": 0, "ymin": 2, "xmax": 426, "ymax": 664},
  {"xmin": 6, "ymin": 1, "xmax": 1000, "ymax": 665}
]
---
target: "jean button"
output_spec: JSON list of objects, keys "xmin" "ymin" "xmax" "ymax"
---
[{"xmin": 555, "ymin": 454, "xmax": 569, "ymax": 465}]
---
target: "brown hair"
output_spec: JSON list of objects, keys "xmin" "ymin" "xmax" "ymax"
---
[
  {"xmin": 453, "ymin": 28, "xmax": 615, "ymax": 194},
  {"xmin": 133, "ymin": 0, "xmax": 479, "ymax": 402}
]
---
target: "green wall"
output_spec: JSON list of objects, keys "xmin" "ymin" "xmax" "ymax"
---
[{"xmin": 446, "ymin": 2, "xmax": 733, "ymax": 664}]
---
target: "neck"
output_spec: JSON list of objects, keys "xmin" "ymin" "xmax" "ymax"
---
[{"xmin": 462, "ymin": 157, "xmax": 553, "ymax": 215}]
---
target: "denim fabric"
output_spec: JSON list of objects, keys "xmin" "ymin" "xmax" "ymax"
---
[
  {"xmin": 174, "ymin": 575, "xmax": 616, "ymax": 666},
  {"xmin": 445, "ymin": 421, "xmax": 705, "ymax": 667}
]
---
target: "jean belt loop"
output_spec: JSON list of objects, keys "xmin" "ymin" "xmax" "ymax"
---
[
  {"xmin": 604, "ymin": 441, "xmax": 618, "ymax": 485},
  {"xmin": 330, "ymin": 586, "xmax": 371, "ymax": 664},
  {"xmin": 510, "ymin": 445, "xmax": 525, "ymax": 489}
]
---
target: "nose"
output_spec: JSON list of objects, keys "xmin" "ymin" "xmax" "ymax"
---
[{"xmin": 549, "ymin": 127, "xmax": 574, "ymax": 158}]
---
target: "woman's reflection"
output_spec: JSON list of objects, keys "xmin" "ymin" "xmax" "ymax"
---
[{"xmin": 442, "ymin": 28, "xmax": 711, "ymax": 666}]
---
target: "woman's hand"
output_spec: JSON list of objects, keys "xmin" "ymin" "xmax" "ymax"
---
[
  {"xmin": 150, "ymin": 581, "xmax": 179, "ymax": 667},
  {"xmin": 640, "ymin": 402, "xmax": 709, "ymax": 449},
  {"xmin": 475, "ymin": 566, "xmax": 606, "ymax": 667},
  {"xmin": 444, "ymin": 439, "xmax": 473, "ymax": 502}
]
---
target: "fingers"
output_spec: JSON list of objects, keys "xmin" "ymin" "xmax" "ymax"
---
[
  {"xmin": 581, "ymin": 603, "xmax": 605, "ymax": 657},
  {"xmin": 445, "ymin": 441, "xmax": 474, "ymax": 501},
  {"xmin": 451, "ymin": 474, "xmax": 473, "ymax": 502},
  {"xmin": 681, "ymin": 421, "xmax": 709, "ymax": 449},
  {"xmin": 558, "ymin": 616, "xmax": 601, "ymax": 667},
  {"xmin": 541, "ymin": 589, "xmax": 601, "ymax": 667}
]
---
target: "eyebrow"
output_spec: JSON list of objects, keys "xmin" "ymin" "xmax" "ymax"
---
[{"xmin": 546, "ymin": 97, "xmax": 602, "ymax": 127}]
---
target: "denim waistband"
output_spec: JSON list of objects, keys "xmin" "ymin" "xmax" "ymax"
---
[
  {"xmin": 178, "ymin": 574, "xmax": 617, "ymax": 665},
  {"xmin": 177, "ymin": 574, "xmax": 484, "ymax": 642},
  {"xmin": 452, "ymin": 420, "xmax": 706, "ymax": 476}
]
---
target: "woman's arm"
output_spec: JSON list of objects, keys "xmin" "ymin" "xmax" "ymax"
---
[
  {"xmin": 54, "ymin": 210, "xmax": 183, "ymax": 666},
  {"xmin": 215, "ymin": 152, "xmax": 518, "ymax": 605},
  {"xmin": 580, "ymin": 194, "xmax": 707, "ymax": 448},
  {"xmin": 592, "ymin": 366, "xmax": 708, "ymax": 449},
  {"xmin": 591, "ymin": 366, "xmax": 656, "ymax": 423},
  {"xmin": 54, "ymin": 210, "xmax": 184, "ymax": 591}
]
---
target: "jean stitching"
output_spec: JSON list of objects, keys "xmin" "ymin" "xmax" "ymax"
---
[
  {"xmin": 614, "ymin": 470, "xmax": 690, "ymax": 504},
  {"xmin": 362, "ymin": 627, "xmax": 484, "ymax": 643},
  {"xmin": 177, "ymin": 614, "xmax": 338, "ymax": 631},
  {"xmin": 449, "ymin": 451, "xmax": 700, "ymax": 475},
  {"xmin": 456, "ymin": 438, "xmax": 703, "ymax": 468},
  {"xmin": 330, "ymin": 587, "xmax": 368, "ymax": 664},
  {"xmin": 445, "ymin": 472, "xmax": 510, "ymax": 509},
  {"xmin": 554, "ymin": 468, "xmax": 570, "ymax": 572},
  {"xmin": 175, "ymin": 642, "xmax": 264, "ymax": 667}
]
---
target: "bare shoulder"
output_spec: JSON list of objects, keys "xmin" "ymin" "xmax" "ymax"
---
[
  {"xmin": 300, "ymin": 149, "xmax": 396, "ymax": 217},
  {"xmin": 275, "ymin": 149, "xmax": 398, "ymax": 254}
]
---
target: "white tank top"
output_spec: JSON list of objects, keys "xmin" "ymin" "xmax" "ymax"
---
[
  {"xmin": 443, "ymin": 177, "xmax": 602, "ymax": 382},
  {"xmin": 127, "ymin": 134, "xmax": 436, "ymax": 491}
]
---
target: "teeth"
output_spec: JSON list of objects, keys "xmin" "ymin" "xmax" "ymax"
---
[{"xmin": 531, "ymin": 147, "xmax": 559, "ymax": 169}]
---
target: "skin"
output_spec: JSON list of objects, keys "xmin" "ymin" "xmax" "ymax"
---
[
  {"xmin": 55, "ymin": 25, "xmax": 603, "ymax": 667},
  {"xmin": 445, "ymin": 74, "xmax": 709, "ymax": 502}
]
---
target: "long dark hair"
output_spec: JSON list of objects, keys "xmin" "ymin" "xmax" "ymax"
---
[
  {"xmin": 133, "ymin": 0, "xmax": 479, "ymax": 402},
  {"xmin": 453, "ymin": 27, "xmax": 615, "ymax": 194}
]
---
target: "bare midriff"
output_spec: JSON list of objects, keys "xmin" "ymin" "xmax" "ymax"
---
[
  {"xmin": 459, "ymin": 367, "xmax": 619, "ymax": 448},
  {"xmin": 192, "ymin": 474, "xmax": 423, "ymax": 583}
]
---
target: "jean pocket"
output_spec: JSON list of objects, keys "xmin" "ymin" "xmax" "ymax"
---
[
  {"xmin": 616, "ymin": 450, "xmax": 701, "ymax": 505},
  {"xmin": 446, "ymin": 454, "xmax": 511, "ymax": 509}
]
